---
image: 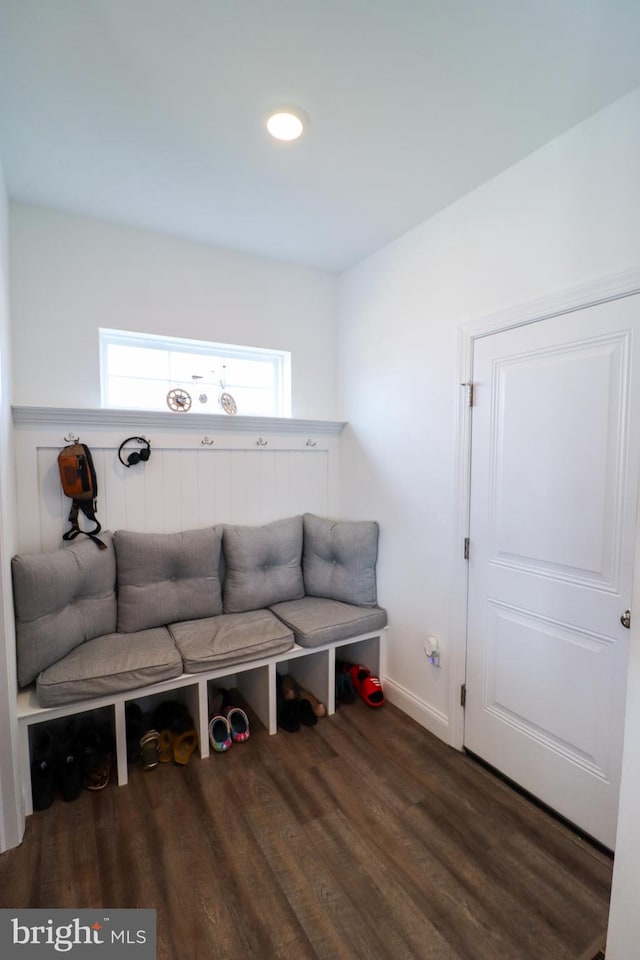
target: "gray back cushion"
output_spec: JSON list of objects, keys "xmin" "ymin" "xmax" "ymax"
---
[
  {"xmin": 114, "ymin": 527, "xmax": 223, "ymax": 632},
  {"xmin": 302, "ymin": 513, "xmax": 379, "ymax": 607},
  {"xmin": 222, "ymin": 516, "xmax": 304, "ymax": 613},
  {"xmin": 12, "ymin": 531, "xmax": 117, "ymax": 688}
]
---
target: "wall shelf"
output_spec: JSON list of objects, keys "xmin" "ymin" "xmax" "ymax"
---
[{"xmin": 12, "ymin": 405, "xmax": 346, "ymax": 436}]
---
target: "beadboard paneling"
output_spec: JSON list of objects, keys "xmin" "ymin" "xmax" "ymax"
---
[{"xmin": 13, "ymin": 410, "xmax": 343, "ymax": 553}]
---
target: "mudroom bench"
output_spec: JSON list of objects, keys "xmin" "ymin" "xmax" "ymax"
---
[{"xmin": 12, "ymin": 513, "xmax": 387, "ymax": 814}]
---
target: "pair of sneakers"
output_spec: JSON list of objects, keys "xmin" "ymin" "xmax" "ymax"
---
[{"xmin": 209, "ymin": 706, "xmax": 250, "ymax": 753}]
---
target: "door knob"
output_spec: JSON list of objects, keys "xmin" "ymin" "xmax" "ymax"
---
[{"xmin": 621, "ymin": 610, "xmax": 631, "ymax": 629}]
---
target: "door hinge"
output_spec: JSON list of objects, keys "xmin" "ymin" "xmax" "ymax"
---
[
  {"xmin": 460, "ymin": 381, "xmax": 474, "ymax": 406},
  {"xmin": 460, "ymin": 683, "xmax": 467, "ymax": 708},
  {"xmin": 464, "ymin": 537, "xmax": 470, "ymax": 560}
]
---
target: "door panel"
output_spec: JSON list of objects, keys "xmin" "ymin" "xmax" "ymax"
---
[
  {"xmin": 492, "ymin": 337, "xmax": 624, "ymax": 583},
  {"xmin": 465, "ymin": 297, "xmax": 639, "ymax": 848}
]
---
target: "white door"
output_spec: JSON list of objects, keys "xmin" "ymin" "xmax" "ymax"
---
[{"xmin": 464, "ymin": 295, "xmax": 640, "ymax": 849}]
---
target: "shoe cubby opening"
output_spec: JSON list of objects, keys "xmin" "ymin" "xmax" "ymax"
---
[
  {"xmin": 28, "ymin": 705, "xmax": 117, "ymax": 812},
  {"xmin": 122, "ymin": 685, "xmax": 202, "ymax": 771},
  {"xmin": 335, "ymin": 636, "xmax": 382, "ymax": 679},
  {"xmin": 207, "ymin": 665, "xmax": 270, "ymax": 738},
  {"xmin": 276, "ymin": 651, "xmax": 331, "ymax": 720}
]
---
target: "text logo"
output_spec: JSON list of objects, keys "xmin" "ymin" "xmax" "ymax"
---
[{"xmin": 0, "ymin": 909, "xmax": 156, "ymax": 957}]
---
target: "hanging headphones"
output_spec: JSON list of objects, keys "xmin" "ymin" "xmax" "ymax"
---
[{"xmin": 118, "ymin": 436, "xmax": 151, "ymax": 468}]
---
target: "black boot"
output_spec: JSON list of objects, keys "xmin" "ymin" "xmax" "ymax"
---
[
  {"xmin": 56, "ymin": 720, "xmax": 84, "ymax": 802},
  {"xmin": 31, "ymin": 729, "xmax": 56, "ymax": 811}
]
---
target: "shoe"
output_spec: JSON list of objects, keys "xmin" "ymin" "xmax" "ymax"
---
[
  {"xmin": 280, "ymin": 674, "xmax": 299, "ymax": 700},
  {"xmin": 335, "ymin": 661, "xmax": 356, "ymax": 705},
  {"xmin": 298, "ymin": 698, "xmax": 318, "ymax": 726},
  {"xmin": 139, "ymin": 729, "xmax": 161, "ymax": 771},
  {"xmin": 223, "ymin": 706, "xmax": 250, "ymax": 743},
  {"xmin": 347, "ymin": 664, "xmax": 385, "ymax": 707},
  {"xmin": 300, "ymin": 688, "xmax": 326, "ymax": 718},
  {"xmin": 56, "ymin": 720, "xmax": 84, "ymax": 802},
  {"xmin": 125, "ymin": 703, "xmax": 144, "ymax": 764},
  {"xmin": 209, "ymin": 715, "xmax": 232, "ymax": 752},
  {"xmin": 78, "ymin": 723, "xmax": 115, "ymax": 789},
  {"xmin": 207, "ymin": 685, "xmax": 230, "ymax": 718},
  {"xmin": 158, "ymin": 729, "xmax": 174, "ymax": 763},
  {"xmin": 173, "ymin": 729, "xmax": 198, "ymax": 764},
  {"xmin": 152, "ymin": 700, "xmax": 193, "ymax": 735},
  {"xmin": 31, "ymin": 729, "xmax": 56, "ymax": 810},
  {"xmin": 277, "ymin": 699, "xmax": 300, "ymax": 733}
]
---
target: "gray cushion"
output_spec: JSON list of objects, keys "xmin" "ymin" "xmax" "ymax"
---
[
  {"xmin": 12, "ymin": 532, "xmax": 117, "ymax": 688},
  {"xmin": 270, "ymin": 596, "xmax": 387, "ymax": 648},
  {"xmin": 222, "ymin": 516, "xmax": 304, "ymax": 613},
  {"xmin": 302, "ymin": 513, "xmax": 380, "ymax": 607},
  {"xmin": 114, "ymin": 527, "xmax": 223, "ymax": 633},
  {"xmin": 170, "ymin": 610, "xmax": 295, "ymax": 673},
  {"xmin": 35, "ymin": 627, "xmax": 183, "ymax": 707}
]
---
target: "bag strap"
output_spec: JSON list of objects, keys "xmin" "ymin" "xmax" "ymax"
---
[{"xmin": 62, "ymin": 498, "xmax": 108, "ymax": 550}]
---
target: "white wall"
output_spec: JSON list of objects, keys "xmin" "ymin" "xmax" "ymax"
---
[
  {"xmin": 9, "ymin": 203, "xmax": 339, "ymax": 419},
  {"xmin": 337, "ymin": 86, "xmax": 640, "ymax": 733},
  {"xmin": 0, "ymin": 164, "xmax": 23, "ymax": 851},
  {"xmin": 338, "ymin": 83, "xmax": 640, "ymax": 954}
]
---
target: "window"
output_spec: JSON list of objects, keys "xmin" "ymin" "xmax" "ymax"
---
[{"xmin": 100, "ymin": 329, "xmax": 291, "ymax": 417}]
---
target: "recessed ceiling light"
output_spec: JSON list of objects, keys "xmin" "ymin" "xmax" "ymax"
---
[{"xmin": 266, "ymin": 108, "xmax": 306, "ymax": 142}]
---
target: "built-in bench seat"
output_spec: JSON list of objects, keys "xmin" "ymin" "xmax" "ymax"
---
[{"xmin": 12, "ymin": 513, "xmax": 387, "ymax": 814}]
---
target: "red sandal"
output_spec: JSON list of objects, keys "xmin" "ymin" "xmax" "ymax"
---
[{"xmin": 347, "ymin": 664, "xmax": 385, "ymax": 707}]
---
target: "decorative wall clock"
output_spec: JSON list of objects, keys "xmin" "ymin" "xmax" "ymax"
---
[{"xmin": 166, "ymin": 388, "xmax": 192, "ymax": 412}]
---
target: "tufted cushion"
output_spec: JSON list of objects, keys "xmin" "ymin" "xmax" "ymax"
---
[
  {"xmin": 170, "ymin": 609, "xmax": 295, "ymax": 673},
  {"xmin": 270, "ymin": 596, "xmax": 388, "ymax": 648},
  {"xmin": 36, "ymin": 627, "xmax": 183, "ymax": 706},
  {"xmin": 114, "ymin": 527, "xmax": 223, "ymax": 633},
  {"xmin": 302, "ymin": 513, "xmax": 379, "ymax": 607},
  {"xmin": 222, "ymin": 516, "xmax": 304, "ymax": 613},
  {"xmin": 12, "ymin": 532, "xmax": 117, "ymax": 688}
]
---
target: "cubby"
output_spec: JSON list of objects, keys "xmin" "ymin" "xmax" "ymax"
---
[{"xmin": 17, "ymin": 628, "xmax": 386, "ymax": 815}]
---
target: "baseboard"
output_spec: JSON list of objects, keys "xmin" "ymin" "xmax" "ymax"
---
[{"xmin": 383, "ymin": 677, "xmax": 449, "ymax": 741}]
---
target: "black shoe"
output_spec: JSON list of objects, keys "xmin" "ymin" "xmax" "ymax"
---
[
  {"xmin": 335, "ymin": 661, "xmax": 356, "ymax": 705},
  {"xmin": 277, "ymin": 699, "xmax": 300, "ymax": 733},
  {"xmin": 31, "ymin": 729, "xmax": 56, "ymax": 810},
  {"xmin": 152, "ymin": 700, "xmax": 193, "ymax": 735},
  {"xmin": 125, "ymin": 702, "xmax": 144, "ymax": 764},
  {"xmin": 298, "ymin": 698, "xmax": 318, "ymax": 727},
  {"xmin": 56, "ymin": 720, "xmax": 84, "ymax": 802}
]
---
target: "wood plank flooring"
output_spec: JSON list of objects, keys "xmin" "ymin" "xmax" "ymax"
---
[{"xmin": 0, "ymin": 700, "xmax": 612, "ymax": 960}]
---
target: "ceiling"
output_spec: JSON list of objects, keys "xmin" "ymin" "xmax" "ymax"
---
[{"xmin": 1, "ymin": 1, "xmax": 639, "ymax": 273}]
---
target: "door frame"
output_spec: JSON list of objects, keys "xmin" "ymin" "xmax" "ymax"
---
[{"xmin": 450, "ymin": 266, "xmax": 640, "ymax": 751}]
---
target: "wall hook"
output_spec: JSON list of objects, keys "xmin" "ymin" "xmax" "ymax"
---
[
  {"xmin": 64, "ymin": 432, "xmax": 80, "ymax": 443},
  {"xmin": 201, "ymin": 436, "xmax": 214, "ymax": 446},
  {"xmin": 305, "ymin": 438, "xmax": 317, "ymax": 447},
  {"xmin": 256, "ymin": 437, "xmax": 268, "ymax": 446}
]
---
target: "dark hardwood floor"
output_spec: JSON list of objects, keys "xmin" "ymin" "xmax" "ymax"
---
[{"xmin": 0, "ymin": 700, "xmax": 611, "ymax": 959}]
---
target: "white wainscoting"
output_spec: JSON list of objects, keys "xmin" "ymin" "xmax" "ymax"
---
[{"xmin": 12, "ymin": 407, "xmax": 345, "ymax": 552}]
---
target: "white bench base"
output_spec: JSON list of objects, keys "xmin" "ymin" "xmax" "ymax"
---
[{"xmin": 18, "ymin": 628, "xmax": 387, "ymax": 815}]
